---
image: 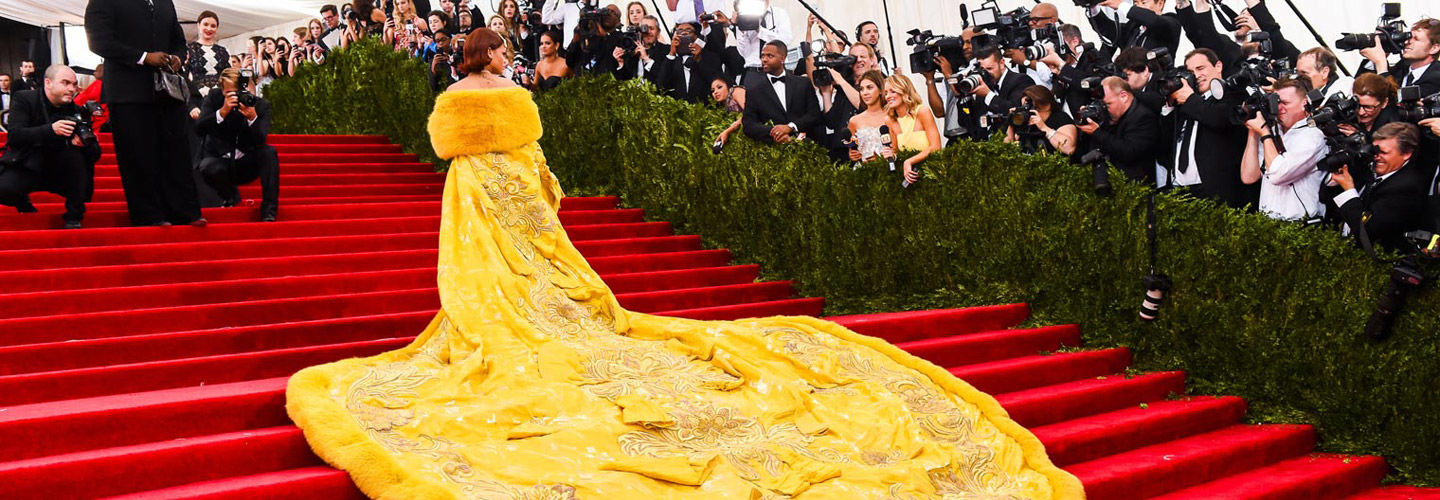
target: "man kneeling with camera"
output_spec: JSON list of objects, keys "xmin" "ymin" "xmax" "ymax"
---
[
  {"xmin": 1331, "ymin": 122, "xmax": 1431, "ymax": 252},
  {"xmin": 196, "ymin": 69, "xmax": 279, "ymax": 222},
  {"xmin": 0, "ymin": 65, "xmax": 100, "ymax": 229}
]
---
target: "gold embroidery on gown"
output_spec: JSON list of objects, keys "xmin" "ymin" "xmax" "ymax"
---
[{"xmin": 285, "ymin": 87, "xmax": 1084, "ymax": 499}]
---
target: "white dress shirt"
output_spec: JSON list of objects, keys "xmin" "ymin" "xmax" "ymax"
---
[
  {"xmin": 668, "ymin": 0, "xmax": 729, "ymax": 25},
  {"xmin": 736, "ymin": 6, "xmax": 793, "ymax": 69},
  {"xmin": 1403, "ymin": 62, "xmax": 1432, "ymax": 87},
  {"xmin": 542, "ymin": 1, "xmax": 580, "ymax": 47},
  {"xmin": 1256, "ymin": 121, "xmax": 1329, "ymax": 221}
]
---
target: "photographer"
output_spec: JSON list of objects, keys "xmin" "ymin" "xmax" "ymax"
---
[
  {"xmin": 1086, "ymin": 0, "xmax": 1181, "ymax": 61},
  {"xmin": 1331, "ymin": 122, "xmax": 1430, "ymax": 252},
  {"xmin": 1113, "ymin": 47, "xmax": 1166, "ymax": 114},
  {"xmin": 1076, "ymin": 76, "xmax": 1159, "ymax": 183},
  {"xmin": 1240, "ymin": 78, "xmax": 1329, "ymax": 222},
  {"xmin": 799, "ymin": 31, "xmax": 861, "ymax": 161},
  {"xmin": 428, "ymin": 31, "xmax": 460, "ymax": 90},
  {"xmin": 1297, "ymin": 48, "xmax": 1351, "ymax": 105},
  {"xmin": 0, "ymin": 65, "xmax": 100, "ymax": 229},
  {"xmin": 1339, "ymin": 74, "xmax": 1400, "ymax": 145},
  {"xmin": 733, "ymin": 0, "xmax": 793, "ymax": 71},
  {"xmin": 194, "ymin": 68, "xmax": 279, "ymax": 222},
  {"xmin": 1364, "ymin": 18, "xmax": 1440, "ymax": 95},
  {"xmin": 1174, "ymin": 0, "xmax": 1242, "ymax": 75},
  {"xmin": 855, "ymin": 21, "xmax": 894, "ymax": 75},
  {"xmin": 1170, "ymin": 48, "xmax": 1251, "ymax": 208},
  {"xmin": 972, "ymin": 46, "xmax": 1036, "ymax": 126},
  {"xmin": 655, "ymin": 23, "xmax": 726, "ymax": 103},
  {"xmin": 614, "ymin": 16, "xmax": 667, "ymax": 82},
  {"xmin": 1053, "ymin": 24, "xmax": 1102, "ymax": 118},
  {"xmin": 566, "ymin": 5, "xmax": 625, "ymax": 75},
  {"xmin": 1004, "ymin": 85, "xmax": 1079, "ymax": 157}
]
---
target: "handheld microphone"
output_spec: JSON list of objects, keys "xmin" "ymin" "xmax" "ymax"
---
[{"xmin": 879, "ymin": 125, "xmax": 895, "ymax": 172}]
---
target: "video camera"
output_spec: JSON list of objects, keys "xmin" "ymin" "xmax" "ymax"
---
[
  {"xmin": 1335, "ymin": 2, "xmax": 1410, "ymax": 55},
  {"xmin": 906, "ymin": 29, "xmax": 965, "ymax": 75},
  {"xmin": 1395, "ymin": 86, "xmax": 1440, "ymax": 123},
  {"xmin": 618, "ymin": 24, "xmax": 653, "ymax": 55},
  {"xmin": 57, "ymin": 101, "xmax": 103, "ymax": 147}
]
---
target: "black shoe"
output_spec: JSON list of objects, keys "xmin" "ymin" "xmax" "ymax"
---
[
  {"xmin": 261, "ymin": 213, "xmax": 277, "ymax": 222},
  {"xmin": 63, "ymin": 221, "xmax": 82, "ymax": 229},
  {"xmin": 188, "ymin": 217, "xmax": 208, "ymax": 227},
  {"xmin": 16, "ymin": 200, "xmax": 38, "ymax": 213}
]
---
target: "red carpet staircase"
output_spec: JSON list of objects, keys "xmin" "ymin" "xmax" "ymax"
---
[{"xmin": 0, "ymin": 132, "xmax": 1433, "ymax": 499}]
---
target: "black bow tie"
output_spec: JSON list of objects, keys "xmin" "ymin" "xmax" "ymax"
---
[{"xmin": 770, "ymin": 76, "xmax": 784, "ymax": 84}]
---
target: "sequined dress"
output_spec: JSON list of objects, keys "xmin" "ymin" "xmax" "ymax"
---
[{"xmin": 284, "ymin": 87, "xmax": 1082, "ymax": 500}]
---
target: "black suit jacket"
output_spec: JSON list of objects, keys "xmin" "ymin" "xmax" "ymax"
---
[
  {"xmin": 0, "ymin": 90, "xmax": 102, "ymax": 172},
  {"xmin": 1175, "ymin": 87, "xmax": 1251, "ymax": 207},
  {"xmin": 655, "ymin": 53, "xmax": 726, "ymax": 103},
  {"xmin": 982, "ymin": 68, "xmax": 1035, "ymax": 116},
  {"xmin": 1389, "ymin": 61, "xmax": 1440, "ymax": 97},
  {"xmin": 1340, "ymin": 163, "xmax": 1430, "ymax": 252},
  {"xmin": 741, "ymin": 72, "xmax": 822, "ymax": 144},
  {"xmin": 14, "ymin": 76, "xmax": 40, "ymax": 92},
  {"xmin": 1175, "ymin": 5, "xmax": 1244, "ymax": 77},
  {"xmin": 1090, "ymin": 7, "xmax": 1181, "ymax": 58},
  {"xmin": 194, "ymin": 91, "xmax": 272, "ymax": 159},
  {"xmin": 1090, "ymin": 101, "xmax": 1159, "ymax": 183},
  {"xmin": 85, "ymin": 0, "xmax": 188, "ymax": 105}
]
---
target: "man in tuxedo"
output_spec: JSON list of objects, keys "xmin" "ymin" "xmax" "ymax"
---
[
  {"xmin": 1077, "ymin": 76, "xmax": 1159, "ymax": 183},
  {"xmin": 1, "ymin": 73, "xmax": 12, "ymax": 113},
  {"xmin": 968, "ymin": 45, "xmax": 1035, "ymax": 138},
  {"xmin": 195, "ymin": 69, "xmax": 279, "ymax": 222},
  {"xmin": 86, "ymin": 0, "xmax": 204, "ymax": 227},
  {"xmin": 1364, "ymin": 19, "xmax": 1440, "ymax": 96},
  {"xmin": 741, "ymin": 41, "xmax": 822, "ymax": 145},
  {"xmin": 1087, "ymin": 0, "xmax": 1181, "ymax": 61},
  {"xmin": 614, "ymin": 16, "xmax": 670, "ymax": 82},
  {"xmin": 566, "ymin": 5, "xmax": 624, "ymax": 76},
  {"xmin": 653, "ymin": 23, "xmax": 726, "ymax": 102},
  {"xmin": 1331, "ymin": 123, "xmax": 1430, "ymax": 252},
  {"xmin": 1169, "ymin": 49, "xmax": 1252, "ymax": 208},
  {"xmin": 14, "ymin": 61, "xmax": 40, "ymax": 92},
  {"xmin": 1113, "ymin": 47, "xmax": 1166, "ymax": 114},
  {"xmin": 319, "ymin": 4, "xmax": 348, "ymax": 51},
  {"xmin": 0, "ymin": 65, "xmax": 101, "ymax": 228}
]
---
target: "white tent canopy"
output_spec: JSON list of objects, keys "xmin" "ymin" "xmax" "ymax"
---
[{"xmin": 2, "ymin": 0, "xmax": 1431, "ymax": 74}]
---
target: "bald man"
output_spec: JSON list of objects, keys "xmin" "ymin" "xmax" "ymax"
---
[{"xmin": 0, "ymin": 65, "xmax": 101, "ymax": 228}]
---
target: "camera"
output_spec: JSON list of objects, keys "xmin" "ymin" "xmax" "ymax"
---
[
  {"xmin": 807, "ymin": 43, "xmax": 857, "ymax": 88},
  {"xmin": 906, "ymin": 29, "xmax": 965, "ymax": 75},
  {"xmin": 1395, "ymin": 86, "xmax": 1440, "ymax": 123},
  {"xmin": 619, "ymin": 24, "xmax": 651, "ymax": 54},
  {"xmin": 1307, "ymin": 91, "xmax": 1359, "ymax": 130},
  {"xmin": 950, "ymin": 69, "xmax": 987, "ymax": 95},
  {"xmin": 1335, "ymin": 2, "xmax": 1410, "ymax": 55},
  {"xmin": 1072, "ymin": 0, "xmax": 1104, "ymax": 7},
  {"xmin": 1145, "ymin": 48, "xmax": 1199, "ymax": 97},
  {"xmin": 1074, "ymin": 76, "xmax": 1110, "ymax": 124},
  {"xmin": 58, "ymin": 101, "xmax": 103, "ymax": 147},
  {"xmin": 1081, "ymin": 149, "xmax": 1113, "ymax": 196},
  {"xmin": 1317, "ymin": 131, "xmax": 1374, "ymax": 174},
  {"xmin": 233, "ymin": 74, "xmax": 258, "ymax": 107},
  {"xmin": 675, "ymin": 33, "xmax": 697, "ymax": 56}
]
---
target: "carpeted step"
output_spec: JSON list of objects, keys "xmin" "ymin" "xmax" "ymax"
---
[
  {"xmin": 93, "ymin": 162, "xmax": 438, "ymax": 176},
  {"xmin": 0, "ymin": 248, "xmax": 730, "ymax": 293},
  {"xmin": 98, "ymin": 143, "xmax": 402, "ymax": 155},
  {"xmin": 71, "ymin": 183, "xmax": 442, "ymax": 204},
  {"xmin": 1066, "ymin": 424, "xmax": 1318, "ymax": 500},
  {"xmin": 0, "ymin": 133, "xmax": 392, "ymax": 145},
  {"xmin": 95, "ymin": 153, "xmax": 418, "ymax": 165},
  {"xmin": 0, "ymin": 200, "xmax": 445, "ymax": 231},
  {"xmin": 616, "ymin": 281, "xmax": 796, "ymax": 312},
  {"xmin": 105, "ymin": 466, "xmax": 365, "ymax": 500},
  {"xmin": 1152, "ymin": 454, "xmax": 1389, "ymax": 500},
  {"xmin": 997, "ymin": 371, "xmax": 1189, "ymax": 428},
  {"xmin": 0, "ymin": 426, "xmax": 321, "ymax": 499},
  {"xmin": 659, "ymin": 297, "xmax": 826, "ymax": 320},
  {"xmin": 0, "ymin": 232, "xmax": 702, "ymax": 271},
  {"xmin": 895, "ymin": 325, "xmax": 1082, "ymax": 368},
  {"xmin": 1347, "ymin": 486, "xmax": 1440, "ymax": 499},
  {"xmin": 28, "ymin": 193, "xmax": 439, "ymax": 213},
  {"xmin": 1033, "ymin": 396, "xmax": 1248, "ymax": 466},
  {"xmin": 827, "ymin": 304, "xmax": 1032, "ymax": 343},
  {"xmin": 91, "ymin": 172, "xmax": 441, "ymax": 190},
  {"xmin": 949, "ymin": 348, "xmax": 1133, "ymax": 395}
]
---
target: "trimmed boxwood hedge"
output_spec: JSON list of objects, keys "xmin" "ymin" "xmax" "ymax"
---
[{"xmin": 264, "ymin": 41, "xmax": 1440, "ymax": 486}]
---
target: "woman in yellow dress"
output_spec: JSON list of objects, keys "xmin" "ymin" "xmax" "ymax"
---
[
  {"xmin": 883, "ymin": 74, "xmax": 942, "ymax": 186},
  {"xmin": 285, "ymin": 28, "xmax": 1082, "ymax": 500}
]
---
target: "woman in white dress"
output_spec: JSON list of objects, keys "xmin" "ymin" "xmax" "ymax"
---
[{"xmin": 847, "ymin": 70, "xmax": 899, "ymax": 163}]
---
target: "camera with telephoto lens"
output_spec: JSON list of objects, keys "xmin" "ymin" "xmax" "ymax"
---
[
  {"xmin": 233, "ymin": 73, "xmax": 258, "ymax": 107},
  {"xmin": 1007, "ymin": 102, "xmax": 1035, "ymax": 128},
  {"xmin": 1081, "ymin": 149, "xmax": 1113, "ymax": 196},
  {"xmin": 1395, "ymin": 86, "xmax": 1440, "ymax": 123},
  {"xmin": 1317, "ymin": 131, "xmax": 1374, "ymax": 174},
  {"xmin": 57, "ymin": 101, "xmax": 103, "ymax": 147},
  {"xmin": 906, "ymin": 29, "xmax": 965, "ymax": 75},
  {"xmin": 1306, "ymin": 90, "xmax": 1359, "ymax": 131},
  {"xmin": 619, "ymin": 24, "xmax": 651, "ymax": 54},
  {"xmin": 949, "ymin": 69, "xmax": 988, "ymax": 96},
  {"xmin": 1074, "ymin": 76, "xmax": 1110, "ymax": 124},
  {"xmin": 1335, "ymin": 3, "xmax": 1409, "ymax": 55},
  {"xmin": 1144, "ymin": 48, "xmax": 1199, "ymax": 97},
  {"xmin": 517, "ymin": 0, "xmax": 543, "ymax": 28}
]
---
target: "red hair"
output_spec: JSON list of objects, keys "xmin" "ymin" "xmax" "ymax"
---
[{"xmin": 458, "ymin": 28, "xmax": 506, "ymax": 75}]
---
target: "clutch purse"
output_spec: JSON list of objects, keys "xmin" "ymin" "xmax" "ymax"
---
[{"xmin": 155, "ymin": 68, "xmax": 189, "ymax": 103}]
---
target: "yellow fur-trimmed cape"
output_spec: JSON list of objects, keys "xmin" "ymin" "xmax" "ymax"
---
[{"xmin": 428, "ymin": 87, "xmax": 543, "ymax": 159}]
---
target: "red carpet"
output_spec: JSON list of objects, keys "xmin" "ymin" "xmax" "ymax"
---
[{"xmin": 0, "ymin": 132, "xmax": 1434, "ymax": 499}]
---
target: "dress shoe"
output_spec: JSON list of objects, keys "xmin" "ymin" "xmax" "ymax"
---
[
  {"xmin": 261, "ymin": 213, "xmax": 277, "ymax": 222},
  {"xmin": 141, "ymin": 221, "xmax": 172, "ymax": 227},
  {"xmin": 63, "ymin": 221, "xmax": 82, "ymax": 229},
  {"xmin": 188, "ymin": 217, "xmax": 208, "ymax": 227},
  {"xmin": 16, "ymin": 200, "xmax": 38, "ymax": 213}
]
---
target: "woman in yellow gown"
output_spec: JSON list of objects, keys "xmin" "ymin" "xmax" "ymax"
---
[{"xmin": 286, "ymin": 28, "xmax": 1082, "ymax": 500}]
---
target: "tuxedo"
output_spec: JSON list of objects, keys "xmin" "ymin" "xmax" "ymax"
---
[
  {"xmin": 740, "ymin": 71, "xmax": 822, "ymax": 144},
  {"xmin": 13, "ymin": 75, "xmax": 40, "ymax": 92},
  {"xmin": 1, "ymin": 90, "xmax": 12, "ymax": 112},
  {"xmin": 813, "ymin": 85, "xmax": 859, "ymax": 161},
  {"xmin": 0, "ymin": 90, "xmax": 100, "ymax": 224},
  {"xmin": 980, "ymin": 68, "xmax": 1035, "ymax": 116},
  {"xmin": 1173, "ymin": 85, "xmax": 1253, "ymax": 208},
  {"xmin": 194, "ymin": 91, "xmax": 279, "ymax": 217},
  {"xmin": 86, "ymin": 0, "xmax": 202, "ymax": 225},
  {"xmin": 1337, "ymin": 162, "xmax": 1430, "ymax": 252},
  {"xmin": 1175, "ymin": 5, "xmax": 1243, "ymax": 77},
  {"xmin": 655, "ymin": 54, "xmax": 724, "ymax": 103},
  {"xmin": 1088, "ymin": 5, "xmax": 1180, "ymax": 60},
  {"xmin": 1089, "ymin": 101, "xmax": 1159, "ymax": 183}
]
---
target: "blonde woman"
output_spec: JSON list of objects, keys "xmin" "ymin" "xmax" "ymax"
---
[
  {"xmin": 385, "ymin": 0, "xmax": 430, "ymax": 51},
  {"xmin": 883, "ymin": 74, "xmax": 941, "ymax": 185}
]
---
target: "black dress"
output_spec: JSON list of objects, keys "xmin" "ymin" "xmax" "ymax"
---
[
  {"xmin": 537, "ymin": 76, "xmax": 564, "ymax": 92},
  {"xmin": 1016, "ymin": 110, "xmax": 1075, "ymax": 156}
]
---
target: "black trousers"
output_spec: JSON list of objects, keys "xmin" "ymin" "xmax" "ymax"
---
[
  {"xmin": 197, "ymin": 145, "xmax": 280, "ymax": 215},
  {"xmin": 0, "ymin": 148, "xmax": 95, "ymax": 223},
  {"xmin": 108, "ymin": 100, "xmax": 202, "ymax": 225}
]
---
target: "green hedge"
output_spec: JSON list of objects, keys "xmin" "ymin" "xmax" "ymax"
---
[
  {"xmin": 532, "ymin": 77, "xmax": 1440, "ymax": 486},
  {"xmin": 263, "ymin": 50, "xmax": 1440, "ymax": 485},
  {"xmin": 265, "ymin": 38, "xmax": 440, "ymax": 166}
]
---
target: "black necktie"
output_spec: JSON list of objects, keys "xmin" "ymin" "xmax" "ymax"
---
[{"xmin": 1176, "ymin": 119, "xmax": 1195, "ymax": 173}]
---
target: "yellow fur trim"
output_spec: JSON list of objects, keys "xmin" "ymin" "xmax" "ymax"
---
[{"xmin": 427, "ymin": 88, "xmax": 543, "ymax": 159}]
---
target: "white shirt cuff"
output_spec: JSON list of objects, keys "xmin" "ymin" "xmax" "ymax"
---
[
  {"xmin": 1333, "ymin": 188, "xmax": 1360, "ymax": 207},
  {"xmin": 137, "ymin": 52, "xmax": 148, "ymax": 65}
]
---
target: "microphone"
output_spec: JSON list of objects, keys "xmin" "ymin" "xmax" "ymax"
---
[
  {"xmin": 960, "ymin": 4, "xmax": 970, "ymax": 28},
  {"xmin": 879, "ymin": 124, "xmax": 895, "ymax": 172}
]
